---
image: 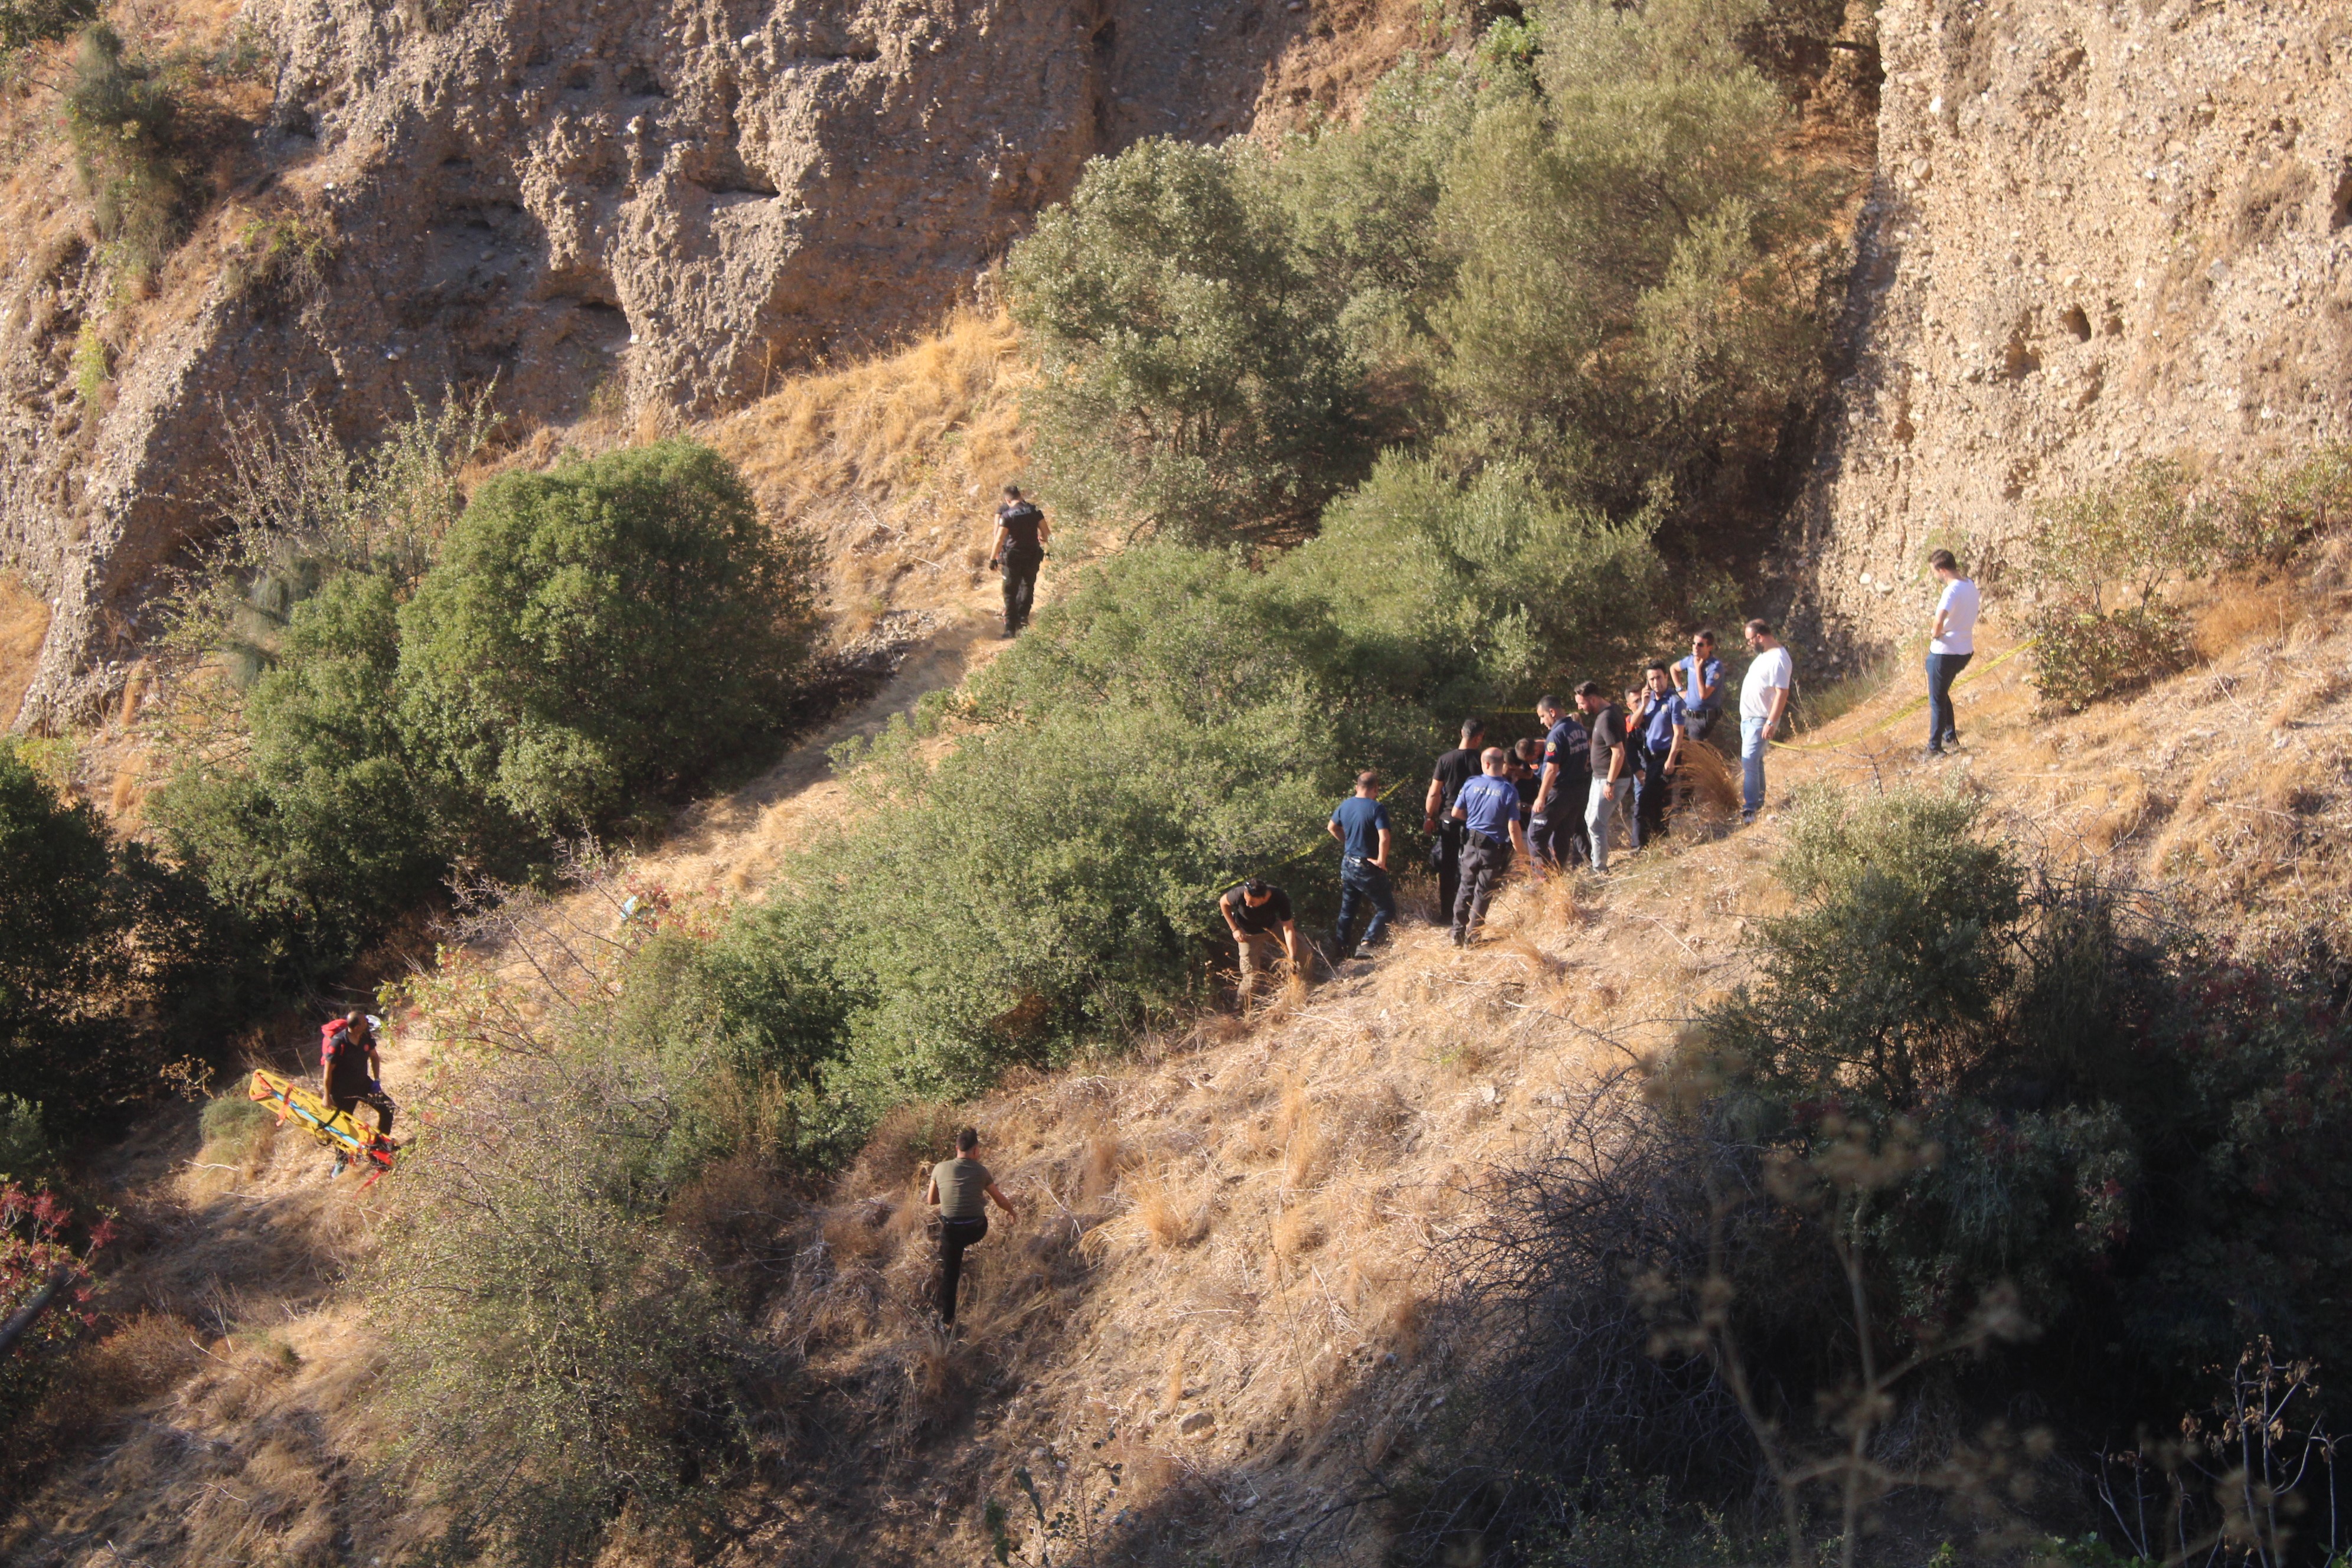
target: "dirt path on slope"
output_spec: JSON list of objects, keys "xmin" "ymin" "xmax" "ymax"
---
[{"xmin": 625, "ymin": 596, "xmax": 1010, "ymax": 901}]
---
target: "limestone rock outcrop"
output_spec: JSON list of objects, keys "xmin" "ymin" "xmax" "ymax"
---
[
  {"xmin": 1, "ymin": 0, "xmax": 1427, "ymax": 727},
  {"xmin": 1788, "ymin": 0, "xmax": 2351, "ymax": 656}
]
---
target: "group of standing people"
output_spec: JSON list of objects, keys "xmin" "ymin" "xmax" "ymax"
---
[{"xmin": 1419, "ymin": 618, "xmax": 1803, "ymax": 943}]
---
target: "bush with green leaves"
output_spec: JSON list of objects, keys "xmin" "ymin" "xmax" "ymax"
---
[
  {"xmin": 1684, "ymin": 784, "xmax": 2352, "ymax": 1383},
  {"xmin": 154, "ymin": 420, "xmax": 816, "ymax": 991},
  {"xmin": 2023, "ymin": 448, "xmax": 2352, "ymax": 711},
  {"xmin": 151, "ymin": 571, "xmax": 463, "ymax": 983},
  {"xmin": 373, "ymin": 885, "xmax": 793, "ymax": 1566},
  {"xmin": 62, "ymin": 26, "xmax": 185, "ymax": 277},
  {"xmin": 1280, "ymin": 453, "xmax": 1667, "ymax": 708},
  {"xmin": 779, "ymin": 545, "xmax": 1424, "ymax": 1120},
  {"xmin": 1435, "ymin": 0, "xmax": 1838, "ymax": 503},
  {"xmin": 372, "ymin": 1061, "xmax": 749, "ymax": 1567},
  {"xmin": 1005, "ymin": 136, "xmax": 1372, "ymax": 544},
  {"xmin": 0, "ymin": 740, "xmax": 216, "ymax": 1126},
  {"xmin": 0, "ymin": 0, "xmax": 96, "ymax": 51},
  {"xmin": 398, "ymin": 440, "xmax": 821, "ymax": 834},
  {"xmin": 1267, "ymin": 58, "xmax": 1480, "ymax": 390}
]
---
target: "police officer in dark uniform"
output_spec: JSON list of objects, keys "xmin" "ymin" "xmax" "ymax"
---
[
  {"xmin": 1423, "ymin": 718, "xmax": 1487, "ymax": 926},
  {"xmin": 989, "ymin": 484, "xmax": 1050, "ymax": 638},
  {"xmin": 1531, "ymin": 695, "xmax": 1591, "ymax": 873}
]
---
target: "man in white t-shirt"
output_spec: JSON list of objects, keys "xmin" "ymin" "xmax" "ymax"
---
[
  {"xmin": 1924, "ymin": 549, "xmax": 1979, "ymax": 757},
  {"xmin": 1739, "ymin": 618, "xmax": 1793, "ymax": 824}
]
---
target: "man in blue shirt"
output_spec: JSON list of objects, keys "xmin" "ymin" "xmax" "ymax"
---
[
  {"xmin": 1632, "ymin": 661, "xmax": 1685, "ymax": 844},
  {"xmin": 1449, "ymin": 747, "xmax": 1530, "ymax": 945},
  {"xmin": 1672, "ymin": 629, "xmax": 1724, "ymax": 743},
  {"xmin": 1531, "ymin": 695, "xmax": 1590, "ymax": 873},
  {"xmin": 1327, "ymin": 770, "xmax": 1395, "ymax": 960}
]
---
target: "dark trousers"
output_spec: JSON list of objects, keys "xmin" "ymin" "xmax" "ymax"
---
[
  {"xmin": 1335, "ymin": 860, "xmax": 1394, "ymax": 953},
  {"xmin": 937, "ymin": 1214, "xmax": 988, "ymax": 1324},
  {"xmin": 1001, "ymin": 551, "xmax": 1041, "ymax": 634},
  {"xmin": 1433, "ymin": 819, "xmax": 1464, "ymax": 925},
  {"xmin": 1452, "ymin": 834, "xmax": 1511, "ymax": 939},
  {"xmin": 1636, "ymin": 753, "xmax": 1670, "ymax": 841},
  {"xmin": 1926, "ymin": 652, "xmax": 1971, "ymax": 749},
  {"xmin": 1533, "ymin": 783, "xmax": 1589, "ymax": 871},
  {"xmin": 329, "ymin": 1084, "xmax": 396, "ymax": 1141}
]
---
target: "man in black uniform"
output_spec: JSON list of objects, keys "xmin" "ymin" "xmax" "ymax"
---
[
  {"xmin": 1423, "ymin": 719, "xmax": 1486, "ymax": 926},
  {"xmin": 989, "ymin": 484, "xmax": 1050, "ymax": 638},
  {"xmin": 1531, "ymin": 695, "xmax": 1591, "ymax": 873}
]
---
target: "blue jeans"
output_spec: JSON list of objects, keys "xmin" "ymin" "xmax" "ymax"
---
[
  {"xmin": 1335, "ymin": 860, "xmax": 1394, "ymax": 952},
  {"xmin": 1925, "ymin": 652, "xmax": 1971, "ymax": 749},
  {"xmin": 1741, "ymin": 716, "xmax": 1769, "ymax": 820}
]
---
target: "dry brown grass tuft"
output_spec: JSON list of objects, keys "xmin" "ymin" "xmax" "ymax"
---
[
  {"xmin": 1670, "ymin": 741, "xmax": 1743, "ymax": 826},
  {"xmin": 2194, "ymin": 575, "xmax": 2300, "ymax": 661},
  {"xmin": 1081, "ymin": 1135, "xmax": 1129, "ymax": 1201},
  {"xmin": 708, "ymin": 308, "xmax": 1031, "ymax": 636},
  {"xmin": 0, "ymin": 569, "xmax": 48, "ymax": 729},
  {"xmin": 78, "ymin": 1312, "xmax": 201, "ymax": 1408},
  {"xmin": 1135, "ymin": 1177, "xmax": 1211, "ymax": 1251}
]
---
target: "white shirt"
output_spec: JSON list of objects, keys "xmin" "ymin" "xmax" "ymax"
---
[
  {"xmin": 1741, "ymin": 645, "xmax": 1793, "ymax": 720},
  {"xmin": 1931, "ymin": 577, "xmax": 1979, "ymax": 655}
]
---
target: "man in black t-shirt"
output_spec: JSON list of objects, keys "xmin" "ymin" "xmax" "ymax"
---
[
  {"xmin": 988, "ymin": 484, "xmax": 1050, "ymax": 638},
  {"xmin": 1219, "ymin": 878, "xmax": 1299, "ymax": 1011},
  {"xmin": 1422, "ymin": 719, "xmax": 1487, "ymax": 926},
  {"xmin": 1578, "ymin": 681, "xmax": 1634, "ymax": 874}
]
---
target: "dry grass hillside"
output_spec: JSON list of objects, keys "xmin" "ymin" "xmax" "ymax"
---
[{"xmin": 9, "ymin": 511, "xmax": 2352, "ymax": 1564}]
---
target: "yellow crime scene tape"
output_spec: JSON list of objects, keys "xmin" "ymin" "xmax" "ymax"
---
[{"xmin": 1767, "ymin": 638, "xmax": 2040, "ymax": 755}]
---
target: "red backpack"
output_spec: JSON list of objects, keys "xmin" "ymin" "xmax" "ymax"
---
[{"xmin": 320, "ymin": 1018, "xmax": 353, "ymax": 1076}]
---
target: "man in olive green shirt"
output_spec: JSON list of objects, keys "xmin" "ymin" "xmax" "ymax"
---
[{"xmin": 925, "ymin": 1126, "xmax": 1018, "ymax": 1327}]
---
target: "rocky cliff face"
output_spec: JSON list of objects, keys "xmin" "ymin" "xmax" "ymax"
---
[
  {"xmin": 0, "ymin": 0, "xmax": 1429, "ymax": 728},
  {"xmin": 1787, "ymin": 0, "xmax": 2351, "ymax": 657}
]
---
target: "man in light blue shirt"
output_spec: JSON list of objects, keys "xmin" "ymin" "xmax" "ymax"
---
[
  {"xmin": 1449, "ymin": 747, "xmax": 1529, "ymax": 945},
  {"xmin": 1672, "ymin": 629, "xmax": 1725, "ymax": 743}
]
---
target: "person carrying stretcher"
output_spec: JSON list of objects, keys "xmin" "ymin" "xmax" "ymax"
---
[{"xmin": 320, "ymin": 1011, "xmax": 396, "ymax": 1176}]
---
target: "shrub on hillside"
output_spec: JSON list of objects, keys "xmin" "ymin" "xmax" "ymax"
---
[
  {"xmin": 374, "ymin": 1108, "xmax": 747, "ymax": 1568},
  {"xmin": 740, "ymin": 546, "xmax": 1427, "ymax": 1123},
  {"xmin": 1282, "ymin": 453, "xmax": 1667, "ymax": 706},
  {"xmin": 1433, "ymin": 0, "xmax": 1839, "ymax": 504},
  {"xmin": 1433, "ymin": 788, "xmax": 2352, "ymax": 1562},
  {"xmin": 1005, "ymin": 138, "xmax": 1372, "ymax": 543},
  {"xmin": 0, "ymin": 0, "xmax": 96, "ymax": 51},
  {"xmin": 376, "ymin": 881, "xmax": 779, "ymax": 1565},
  {"xmin": 62, "ymin": 27, "xmax": 185, "ymax": 277},
  {"xmin": 2019, "ymin": 600, "xmax": 2193, "ymax": 714},
  {"xmin": 399, "ymin": 439, "xmax": 821, "ymax": 834},
  {"xmin": 1268, "ymin": 58, "xmax": 1480, "ymax": 390},
  {"xmin": 0, "ymin": 740, "xmax": 216, "ymax": 1125},
  {"xmin": 2023, "ymin": 449, "xmax": 2352, "ymax": 711},
  {"xmin": 1684, "ymin": 785, "xmax": 2352, "ymax": 1381},
  {"xmin": 151, "ymin": 572, "xmax": 466, "ymax": 983}
]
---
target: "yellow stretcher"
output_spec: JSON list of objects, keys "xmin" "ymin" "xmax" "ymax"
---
[{"xmin": 248, "ymin": 1069, "xmax": 397, "ymax": 1188}]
